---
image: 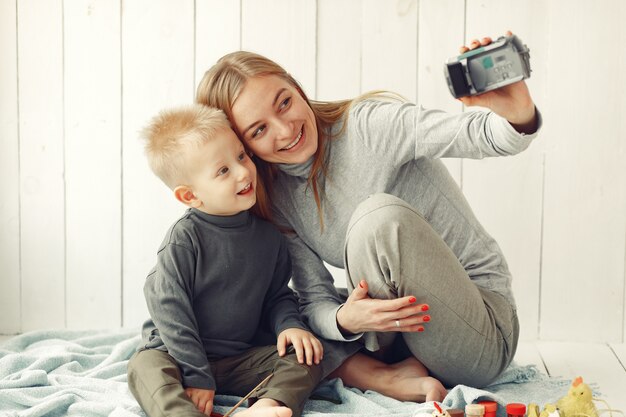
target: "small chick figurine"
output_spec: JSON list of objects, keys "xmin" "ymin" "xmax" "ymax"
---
[
  {"xmin": 528, "ymin": 404, "xmax": 541, "ymax": 417},
  {"xmin": 540, "ymin": 403, "xmax": 560, "ymax": 417},
  {"xmin": 556, "ymin": 376, "xmax": 598, "ymax": 417},
  {"xmin": 433, "ymin": 402, "xmax": 452, "ymax": 417}
]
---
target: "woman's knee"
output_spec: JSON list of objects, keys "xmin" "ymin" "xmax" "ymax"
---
[
  {"xmin": 343, "ymin": 192, "xmax": 463, "ymax": 303},
  {"xmin": 344, "ymin": 194, "xmax": 432, "ymax": 277},
  {"xmin": 346, "ymin": 194, "xmax": 428, "ymax": 244}
]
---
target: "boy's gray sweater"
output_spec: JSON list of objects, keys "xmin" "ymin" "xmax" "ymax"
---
[{"xmin": 140, "ymin": 209, "xmax": 306, "ymax": 390}]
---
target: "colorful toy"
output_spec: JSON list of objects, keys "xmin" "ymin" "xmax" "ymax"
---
[
  {"xmin": 425, "ymin": 376, "xmax": 624, "ymax": 417},
  {"xmin": 556, "ymin": 377, "xmax": 598, "ymax": 417},
  {"xmin": 540, "ymin": 403, "xmax": 560, "ymax": 417},
  {"xmin": 528, "ymin": 403, "xmax": 541, "ymax": 417},
  {"xmin": 555, "ymin": 376, "xmax": 624, "ymax": 417},
  {"xmin": 433, "ymin": 402, "xmax": 452, "ymax": 417}
]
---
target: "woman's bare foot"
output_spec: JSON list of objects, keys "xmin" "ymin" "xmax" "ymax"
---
[
  {"xmin": 384, "ymin": 356, "xmax": 447, "ymax": 402},
  {"xmin": 329, "ymin": 353, "xmax": 446, "ymax": 403},
  {"xmin": 235, "ymin": 398, "xmax": 292, "ymax": 417}
]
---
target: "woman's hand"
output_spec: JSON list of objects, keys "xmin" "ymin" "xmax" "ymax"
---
[
  {"xmin": 336, "ymin": 280, "xmax": 430, "ymax": 335},
  {"xmin": 458, "ymin": 31, "xmax": 538, "ymax": 134},
  {"xmin": 184, "ymin": 387, "xmax": 215, "ymax": 416},
  {"xmin": 277, "ymin": 328, "xmax": 324, "ymax": 366}
]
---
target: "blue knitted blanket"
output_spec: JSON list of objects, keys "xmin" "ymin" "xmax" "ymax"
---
[{"xmin": 0, "ymin": 329, "xmax": 571, "ymax": 417}]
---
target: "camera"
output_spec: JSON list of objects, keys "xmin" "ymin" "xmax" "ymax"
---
[{"xmin": 444, "ymin": 34, "xmax": 531, "ymax": 98}]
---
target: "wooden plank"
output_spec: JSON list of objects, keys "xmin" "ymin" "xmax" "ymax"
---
[
  {"xmin": 621, "ymin": 7, "xmax": 626, "ymax": 349},
  {"xmin": 462, "ymin": 0, "xmax": 549, "ymax": 341},
  {"xmin": 316, "ymin": 0, "xmax": 361, "ymax": 101},
  {"xmin": 540, "ymin": 1, "xmax": 626, "ymax": 342},
  {"xmin": 361, "ymin": 0, "xmax": 418, "ymax": 102},
  {"xmin": 121, "ymin": 0, "xmax": 195, "ymax": 327},
  {"xmin": 416, "ymin": 0, "xmax": 464, "ymax": 188},
  {"xmin": 17, "ymin": 0, "xmax": 66, "ymax": 331},
  {"xmin": 194, "ymin": 0, "xmax": 241, "ymax": 91},
  {"xmin": 609, "ymin": 343, "xmax": 626, "ymax": 371},
  {"xmin": 241, "ymin": 0, "xmax": 316, "ymax": 97},
  {"xmin": 0, "ymin": 0, "xmax": 21, "ymax": 334},
  {"xmin": 538, "ymin": 342, "xmax": 626, "ymax": 412},
  {"xmin": 64, "ymin": 0, "xmax": 121, "ymax": 329},
  {"xmin": 514, "ymin": 341, "xmax": 548, "ymax": 375},
  {"xmin": 317, "ymin": 0, "xmax": 361, "ymax": 289}
]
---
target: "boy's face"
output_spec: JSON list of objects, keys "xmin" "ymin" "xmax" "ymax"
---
[{"xmin": 185, "ymin": 128, "xmax": 257, "ymax": 216}]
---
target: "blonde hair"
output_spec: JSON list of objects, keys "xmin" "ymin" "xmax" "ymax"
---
[
  {"xmin": 141, "ymin": 104, "xmax": 230, "ymax": 189},
  {"xmin": 196, "ymin": 51, "xmax": 400, "ymax": 226}
]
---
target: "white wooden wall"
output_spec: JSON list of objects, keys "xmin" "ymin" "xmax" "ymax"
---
[{"xmin": 1, "ymin": 0, "xmax": 625, "ymax": 343}]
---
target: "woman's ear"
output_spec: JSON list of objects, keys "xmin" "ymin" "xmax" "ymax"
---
[{"xmin": 174, "ymin": 185, "xmax": 201, "ymax": 208}]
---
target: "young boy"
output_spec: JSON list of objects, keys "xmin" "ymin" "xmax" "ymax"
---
[{"xmin": 127, "ymin": 104, "xmax": 323, "ymax": 417}]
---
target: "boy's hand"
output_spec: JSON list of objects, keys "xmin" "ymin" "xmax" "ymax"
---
[
  {"xmin": 184, "ymin": 387, "xmax": 215, "ymax": 416},
  {"xmin": 277, "ymin": 328, "xmax": 323, "ymax": 366}
]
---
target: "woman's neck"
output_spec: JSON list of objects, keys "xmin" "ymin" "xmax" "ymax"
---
[{"xmin": 277, "ymin": 156, "xmax": 314, "ymax": 178}]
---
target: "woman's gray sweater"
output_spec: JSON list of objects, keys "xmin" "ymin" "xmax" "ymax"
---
[{"xmin": 273, "ymin": 99, "xmax": 540, "ymax": 345}]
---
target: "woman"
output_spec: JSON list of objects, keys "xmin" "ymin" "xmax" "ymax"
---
[{"xmin": 196, "ymin": 36, "xmax": 539, "ymax": 396}]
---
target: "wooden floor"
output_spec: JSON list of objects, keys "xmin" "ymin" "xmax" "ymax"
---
[
  {"xmin": 1, "ymin": 335, "xmax": 624, "ymax": 412},
  {"xmin": 514, "ymin": 342, "xmax": 626, "ymax": 413}
]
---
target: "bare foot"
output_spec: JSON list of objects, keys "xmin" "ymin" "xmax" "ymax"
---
[
  {"xmin": 234, "ymin": 407, "xmax": 291, "ymax": 417},
  {"xmin": 327, "ymin": 353, "xmax": 447, "ymax": 403},
  {"xmin": 235, "ymin": 399, "xmax": 292, "ymax": 417},
  {"xmin": 384, "ymin": 357, "xmax": 447, "ymax": 402}
]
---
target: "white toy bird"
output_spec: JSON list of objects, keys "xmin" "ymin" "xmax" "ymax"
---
[{"xmin": 433, "ymin": 402, "xmax": 451, "ymax": 417}]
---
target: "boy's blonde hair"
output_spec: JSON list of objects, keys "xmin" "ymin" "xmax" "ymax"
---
[{"xmin": 141, "ymin": 104, "xmax": 231, "ymax": 189}]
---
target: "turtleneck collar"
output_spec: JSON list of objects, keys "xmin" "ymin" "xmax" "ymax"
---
[
  {"xmin": 190, "ymin": 208, "xmax": 250, "ymax": 228},
  {"xmin": 277, "ymin": 156, "xmax": 314, "ymax": 178}
]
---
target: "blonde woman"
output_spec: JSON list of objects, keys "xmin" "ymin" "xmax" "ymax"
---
[{"xmin": 194, "ymin": 36, "xmax": 539, "ymax": 399}]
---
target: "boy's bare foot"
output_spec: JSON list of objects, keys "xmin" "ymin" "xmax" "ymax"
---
[
  {"xmin": 234, "ymin": 407, "xmax": 291, "ymax": 417},
  {"xmin": 235, "ymin": 399, "xmax": 292, "ymax": 417}
]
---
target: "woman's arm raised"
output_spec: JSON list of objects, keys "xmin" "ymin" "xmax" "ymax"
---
[{"xmin": 458, "ymin": 31, "xmax": 538, "ymax": 134}]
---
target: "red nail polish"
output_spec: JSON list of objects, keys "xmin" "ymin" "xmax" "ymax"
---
[
  {"xmin": 359, "ymin": 282, "xmax": 364, "ymax": 288},
  {"xmin": 408, "ymin": 296, "xmax": 416, "ymax": 304},
  {"xmin": 418, "ymin": 327, "xmax": 425, "ymax": 332},
  {"xmin": 423, "ymin": 315, "xmax": 431, "ymax": 322},
  {"xmin": 421, "ymin": 304, "xmax": 429, "ymax": 311}
]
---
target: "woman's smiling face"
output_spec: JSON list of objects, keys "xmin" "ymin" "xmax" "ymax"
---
[{"xmin": 230, "ymin": 75, "xmax": 318, "ymax": 165}]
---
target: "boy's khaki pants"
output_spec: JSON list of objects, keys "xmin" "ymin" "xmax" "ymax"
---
[{"xmin": 127, "ymin": 345, "xmax": 321, "ymax": 417}]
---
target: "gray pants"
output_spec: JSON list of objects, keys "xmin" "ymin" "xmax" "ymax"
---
[
  {"xmin": 344, "ymin": 193, "xmax": 519, "ymax": 388},
  {"xmin": 127, "ymin": 345, "xmax": 321, "ymax": 417}
]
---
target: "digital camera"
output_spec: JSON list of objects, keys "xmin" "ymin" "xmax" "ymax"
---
[{"xmin": 444, "ymin": 34, "xmax": 531, "ymax": 98}]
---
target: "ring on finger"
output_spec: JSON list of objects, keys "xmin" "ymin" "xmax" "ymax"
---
[{"xmin": 395, "ymin": 319, "xmax": 400, "ymax": 328}]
